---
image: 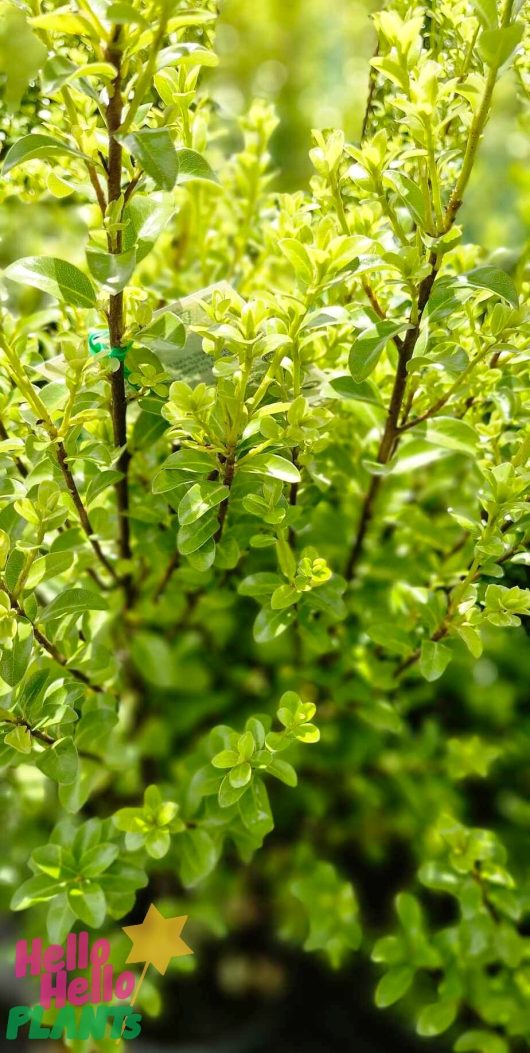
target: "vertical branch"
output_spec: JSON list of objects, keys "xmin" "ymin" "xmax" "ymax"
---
[
  {"xmin": 344, "ymin": 261, "xmax": 437, "ymax": 581},
  {"xmin": 214, "ymin": 452, "xmax": 236, "ymax": 544},
  {"xmin": 105, "ymin": 29, "xmax": 133, "ymax": 597},
  {"xmin": 57, "ymin": 442, "xmax": 119, "ymax": 581}
]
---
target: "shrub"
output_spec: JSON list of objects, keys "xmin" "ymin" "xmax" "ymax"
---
[{"xmin": 0, "ymin": 0, "xmax": 529, "ymax": 1049}]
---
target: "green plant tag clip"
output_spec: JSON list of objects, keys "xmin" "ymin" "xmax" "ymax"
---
[{"xmin": 88, "ymin": 329, "xmax": 132, "ymax": 376}]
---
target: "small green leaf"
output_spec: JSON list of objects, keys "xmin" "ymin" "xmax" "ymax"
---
[
  {"xmin": 178, "ymin": 483, "xmax": 228, "ymax": 526},
  {"xmin": 176, "ymin": 148, "xmax": 219, "ymax": 185},
  {"xmin": 85, "ymin": 470, "xmax": 124, "ymax": 507},
  {"xmin": 330, "ymin": 375, "xmax": 384, "ymax": 406},
  {"xmin": 80, "ymin": 843, "xmax": 119, "ymax": 877},
  {"xmin": 86, "ymin": 247, "xmax": 136, "ymax": 294},
  {"xmin": 107, "ymin": 2, "xmax": 150, "ymax": 26},
  {"xmin": 294, "ymin": 722, "xmax": 320, "ymax": 743},
  {"xmin": 46, "ymin": 892, "xmax": 76, "ymax": 943},
  {"xmin": 349, "ymin": 321, "xmax": 404, "ymax": 381},
  {"xmin": 26, "ymin": 551, "xmax": 75, "ymax": 589},
  {"xmin": 36, "ymin": 737, "xmax": 78, "ymax": 785},
  {"xmin": 229, "ymin": 762, "xmax": 252, "ymax": 788},
  {"xmin": 420, "ymin": 640, "xmax": 452, "ymax": 682},
  {"xmin": 68, "ymin": 884, "xmax": 106, "ymax": 928},
  {"xmin": 0, "ymin": 630, "xmax": 33, "ymax": 687},
  {"xmin": 218, "ymin": 772, "xmax": 249, "ymax": 806},
  {"xmin": 161, "ymin": 449, "xmax": 217, "ymax": 473},
  {"xmin": 11, "ymin": 874, "xmax": 59, "ymax": 910},
  {"xmin": 177, "ymin": 513, "xmax": 218, "ymax": 556},
  {"xmin": 426, "ymin": 417, "xmax": 478, "ymax": 455},
  {"xmin": 179, "ymin": 828, "xmax": 217, "ymax": 887},
  {"xmin": 5, "ymin": 549, "xmax": 25, "ymax": 592},
  {"xmin": 416, "ymin": 999, "xmax": 458, "ymax": 1037},
  {"xmin": 279, "ymin": 239, "xmax": 314, "ymax": 282},
  {"xmin": 30, "ymin": 10, "xmax": 96, "ymax": 35},
  {"xmin": 238, "ymin": 731, "xmax": 255, "ymax": 761},
  {"xmin": 123, "ymin": 195, "xmax": 175, "ymax": 263},
  {"xmin": 478, "ymin": 22, "xmax": 523, "ymax": 68},
  {"xmin": 239, "ymin": 778, "xmax": 273, "ymax": 841},
  {"xmin": 4, "ymin": 257, "xmax": 97, "ymax": 308},
  {"xmin": 271, "ymin": 583, "xmax": 299, "ymax": 609},
  {"xmin": 267, "ymin": 757, "xmax": 297, "ymax": 787},
  {"xmin": 254, "ymin": 606, "xmax": 295, "ymax": 643},
  {"xmin": 118, "ymin": 129, "xmax": 178, "ymax": 191},
  {"xmin": 470, "ymin": 0, "xmax": 498, "ymax": 28},
  {"xmin": 4, "ymin": 724, "xmax": 32, "ymax": 754},
  {"xmin": 454, "ymin": 1031, "xmax": 508, "ymax": 1053},
  {"xmin": 212, "ymin": 749, "xmax": 239, "ymax": 769},
  {"xmin": 145, "ymin": 829, "xmax": 171, "ymax": 858},
  {"xmin": 238, "ymin": 573, "xmax": 282, "ymax": 598},
  {"xmin": 157, "ymin": 42, "xmax": 219, "ymax": 70},
  {"xmin": 375, "ymin": 965, "xmax": 414, "ymax": 1008},
  {"xmin": 3, "ymin": 134, "xmax": 88, "ymax": 174},
  {"xmin": 245, "ymin": 453, "xmax": 301, "ymax": 483},
  {"xmin": 40, "ymin": 588, "xmax": 108, "ymax": 622},
  {"xmin": 464, "ymin": 266, "xmax": 519, "ymax": 307}
]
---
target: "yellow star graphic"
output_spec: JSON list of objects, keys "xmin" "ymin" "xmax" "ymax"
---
[{"xmin": 122, "ymin": 904, "xmax": 193, "ymax": 975}]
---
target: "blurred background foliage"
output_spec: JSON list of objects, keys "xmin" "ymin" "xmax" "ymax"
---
[
  {"xmin": 209, "ymin": 0, "xmax": 530, "ymax": 249},
  {"xmin": 2, "ymin": 0, "xmax": 530, "ymax": 264}
]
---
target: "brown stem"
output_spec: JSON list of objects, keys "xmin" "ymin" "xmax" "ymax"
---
[
  {"xmin": 362, "ymin": 278, "xmax": 386, "ymax": 320},
  {"xmin": 106, "ymin": 31, "xmax": 133, "ymax": 600},
  {"xmin": 345, "ymin": 267, "xmax": 437, "ymax": 579},
  {"xmin": 0, "ymin": 416, "xmax": 28, "ymax": 478},
  {"xmin": 87, "ymin": 566, "xmax": 114, "ymax": 591},
  {"xmin": 344, "ymin": 474, "xmax": 381, "ymax": 581},
  {"xmin": 7, "ymin": 593, "xmax": 104, "ymax": 694},
  {"xmin": 56, "ymin": 442, "xmax": 119, "ymax": 581},
  {"xmin": 123, "ymin": 170, "xmax": 142, "ymax": 204},
  {"xmin": 1, "ymin": 713, "xmax": 104, "ymax": 761},
  {"xmin": 154, "ymin": 549, "xmax": 180, "ymax": 602},
  {"xmin": 214, "ymin": 452, "xmax": 236, "ymax": 543},
  {"xmin": 394, "ymin": 625, "xmax": 449, "ymax": 679},
  {"xmin": 288, "ymin": 447, "xmax": 300, "ymax": 548},
  {"xmin": 86, "ymin": 162, "xmax": 107, "ymax": 214}
]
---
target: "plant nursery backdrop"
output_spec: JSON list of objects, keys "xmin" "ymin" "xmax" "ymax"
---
[{"xmin": 1, "ymin": 0, "xmax": 530, "ymax": 1051}]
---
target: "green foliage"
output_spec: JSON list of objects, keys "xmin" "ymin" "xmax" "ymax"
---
[
  {"xmin": 0, "ymin": 0, "xmax": 529, "ymax": 1049},
  {"xmin": 373, "ymin": 815, "xmax": 530, "ymax": 1045}
]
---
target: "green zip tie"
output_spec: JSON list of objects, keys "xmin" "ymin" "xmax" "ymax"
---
[{"xmin": 88, "ymin": 329, "xmax": 132, "ymax": 376}]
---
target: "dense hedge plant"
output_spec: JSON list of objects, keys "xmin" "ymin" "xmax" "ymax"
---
[{"xmin": 1, "ymin": 0, "xmax": 530, "ymax": 1049}]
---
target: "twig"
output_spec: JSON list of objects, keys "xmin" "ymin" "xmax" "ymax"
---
[
  {"xmin": 124, "ymin": 170, "xmax": 143, "ymax": 204},
  {"xmin": 56, "ymin": 442, "xmax": 120, "ymax": 582},
  {"xmin": 214, "ymin": 451, "xmax": 236, "ymax": 543},
  {"xmin": 7, "ymin": 591, "xmax": 105, "ymax": 694},
  {"xmin": 288, "ymin": 447, "xmax": 300, "ymax": 549},
  {"xmin": 1, "ymin": 712, "xmax": 106, "ymax": 762},
  {"xmin": 362, "ymin": 278, "xmax": 386, "ymax": 320},
  {"xmin": 0, "ymin": 416, "xmax": 28, "ymax": 478},
  {"xmin": 344, "ymin": 265, "xmax": 437, "ymax": 580},
  {"xmin": 106, "ymin": 29, "xmax": 134, "ymax": 604},
  {"xmin": 154, "ymin": 549, "xmax": 180, "ymax": 602}
]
